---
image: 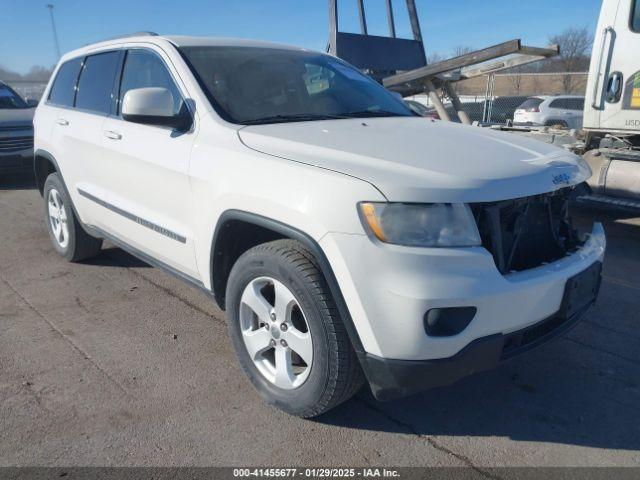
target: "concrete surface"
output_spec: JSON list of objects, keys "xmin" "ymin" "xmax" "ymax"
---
[{"xmin": 1, "ymin": 174, "xmax": 639, "ymax": 469}]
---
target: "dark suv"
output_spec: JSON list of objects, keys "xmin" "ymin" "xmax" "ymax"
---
[{"xmin": 0, "ymin": 81, "xmax": 37, "ymax": 174}]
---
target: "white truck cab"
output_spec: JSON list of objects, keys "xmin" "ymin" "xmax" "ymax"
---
[
  {"xmin": 33, "ymin": 34, "xmax": 605, "ymax": 417},
  {"xmin": 577, "ymin": 0, "xmax": 640, "ymax": 209},
  {"xmin": 584, "ymin": 0, "xmax": 640, "ymax": 134}
]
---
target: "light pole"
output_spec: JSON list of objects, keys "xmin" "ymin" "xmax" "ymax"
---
[{"xmin": 46, "ymin": 4, "xmax": 61, "ymax": 60}]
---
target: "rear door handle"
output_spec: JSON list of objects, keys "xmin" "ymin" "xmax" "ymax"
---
[
  {"xmin": 104, "ymin": 130, "xmax": 122, "ymax": 140},
  {"xmin": 56, "ymin": 118, "xmax": 69, "ymax": 126}
]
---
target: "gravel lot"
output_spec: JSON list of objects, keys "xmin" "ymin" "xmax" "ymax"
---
[{"xmin": 1, "ymin": 173, "xmax": 639, "ymax": 469}]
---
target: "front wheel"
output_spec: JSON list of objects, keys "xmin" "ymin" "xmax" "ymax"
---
[
  {"xmin": 43, "ymin": 173, "xmax": 103, "ymax": 262},
  {"xmin": 226, "ymin": 240, "xmax": 363, "ymax": 417}
]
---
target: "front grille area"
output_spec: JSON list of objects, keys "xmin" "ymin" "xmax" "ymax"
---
[
  {"xmin": 0, "ymin": 135, "xmax": 33, "ymax": 153},
  {"xmin": 471, "ymin": 188, "xmax": 582, "ymax": 274}
]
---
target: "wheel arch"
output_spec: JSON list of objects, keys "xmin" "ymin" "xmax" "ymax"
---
[
  {"xmin": 34, "ymin": 149, "xmax": 87, "ymax": 228},
  {"xmin": 210, "ymin": 210, "xmax": 365, "ymax": 355},
  {"xmin": 34, "ymin": 149, "xmax": 61, "ymax": 195}
]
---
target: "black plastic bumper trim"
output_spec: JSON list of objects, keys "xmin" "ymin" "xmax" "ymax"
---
[{"xmin": 361, "ymin": 295, "xmax": 596, "ymax": 402}]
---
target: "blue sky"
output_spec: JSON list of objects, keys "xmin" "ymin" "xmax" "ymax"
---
[{"xmin": 1, "ymin": 0, "xmax": 603, "ymax": 74}]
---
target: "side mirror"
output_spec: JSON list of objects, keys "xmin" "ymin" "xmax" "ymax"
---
[
  {"xmin": 121, "ymin": 87, "xmax": 191, "ymax": 131},
  {"xmin": 26, "ymin": 99, "xmax": 39, "ymax": 108}
]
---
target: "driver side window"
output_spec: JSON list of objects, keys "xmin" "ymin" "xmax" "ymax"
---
[
  {"xmin": 633, "ymin": 0, "xmax": 640, "ymax": 32},
  {"xmin": 118, "ymin": 49, "xmax": 183, "ymax": 116}
]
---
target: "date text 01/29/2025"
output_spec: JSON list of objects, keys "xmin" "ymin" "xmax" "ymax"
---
[{"xmin": 232, "ymin": 468, "xmax": 401, "ymax": 478}]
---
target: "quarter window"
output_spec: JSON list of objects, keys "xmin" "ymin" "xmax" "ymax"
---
[
  {"xmin": 632, "ymin": 0, "xmax": 640, "ymax": 32},
  {"xmin": 75, "ymin": 51, "xmax": 121, "ymax": 114},
  {"xmin": 119, "ymin": 50, "xmax": 183, "ymax": 116},
  {"xmin": 549, "ymin": 98, "xmax": 568, "ymax": 109},
  {"xmin": 48, "ymin": 58, "xmax": 83, "ymax": 107}
]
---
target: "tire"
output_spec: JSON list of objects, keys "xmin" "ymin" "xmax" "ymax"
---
[
  {"xmin": 43, "ymin": 173, "xmax": 103, "ymax": 262},
  {"xmin": 226, "ymin": 239, "xmax": 364, "ymax": 418},
  {"xmin": 545, "ymin": 119, "xmax": 568, "ymax": 128}
]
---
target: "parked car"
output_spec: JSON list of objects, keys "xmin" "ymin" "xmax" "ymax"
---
[
  {"xmin": 488, "ymin": 95, "xmax": 530, "ymax": 124},
  {"xmin": 0, "ymin": 81, "xmax": 37, "ymax": 174},
  {"xmin": 33, "ymin": 34, "xmax": 605, "ymax": 417},
  {"xmin": 514, "ymin": 95, "xmax": 585, "ymax": 129}
]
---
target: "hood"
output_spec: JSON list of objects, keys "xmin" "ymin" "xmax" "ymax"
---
[
  {"xmin": 238, "ymin": 117, "xmax": 591, "ymax": 203},
  {"xmin": 0, "ymin": 108, "xmax": 35, "ymax": 129}
]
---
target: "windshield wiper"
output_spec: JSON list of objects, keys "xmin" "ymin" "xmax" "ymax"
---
[
  {"xmin": 240, "ymin": 114, "xmax": 345, "ymax": 125},
  {"xmin": 240, "ymin": 110, "xmax": 408, "ymax": 125},
  {"xmin": 337, "ymin": 110, "xmax": 407, "ymax": 118}
]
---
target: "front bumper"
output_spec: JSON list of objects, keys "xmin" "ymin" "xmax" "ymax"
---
[
  {"xmin": 321, "ymin": 222, "xmax": 605, "ymax": 400},
  {"xmin": 0, "ymin": 149, "xmax": 33, "ymax": 173},
  {"xmin": 321, "ymin": 222, "xmax": 606, "ymax": 361},
  {"xmin": 361, "ymin": 264, "xmax": 599, "ymax": 401}
]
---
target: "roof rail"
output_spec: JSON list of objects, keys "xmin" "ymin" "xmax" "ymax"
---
[{"xmin": 97, "ymin": 31, "xmax": 159, "ymax": 42}]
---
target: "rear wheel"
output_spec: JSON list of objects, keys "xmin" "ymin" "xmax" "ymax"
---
[
  {"xmin": 226, "ymin": 239, "xmax": 363, "ymax": 417},
  {"xmin": 43, "ymin": 173, "xmax": 103, "ymax": 262}
]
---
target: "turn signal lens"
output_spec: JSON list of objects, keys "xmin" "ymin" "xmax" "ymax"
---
[{"xmin": 360, "ymin": 202, "xmax": 388, "ymax": 242}]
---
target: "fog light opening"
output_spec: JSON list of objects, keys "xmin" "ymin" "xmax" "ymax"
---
[{"xmin": 424, "ymin": 307, "xmax": 477, "ymax": 337}]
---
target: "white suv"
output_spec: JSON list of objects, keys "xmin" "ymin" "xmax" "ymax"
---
[
  {"xmin": 514, "ymin": 95, "xmax": 585, "ymax": 130},
  {"xmin": 33, "ymin": 34, "xmax": 605, "ymax": 417}
]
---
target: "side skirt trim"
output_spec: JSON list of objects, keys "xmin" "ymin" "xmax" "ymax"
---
[{"xmin": 78, "ymin": 188, "xmax": 187, "ymax": 244}]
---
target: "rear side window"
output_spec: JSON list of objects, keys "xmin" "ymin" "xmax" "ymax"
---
[
  {"xmin": 518, "ymin": 98, "xmax": 543, "ymax": 110},
  {"xmin": 566, "ymin": 98, "xmax": 585, "ymax": 110},
  {"xmin": 118, "ymin": 49, "xmax": 183, "ymax": 116},
  {"xmin": 48, "ymin": 58, "xmax": 82, "ymax": 107},
  {"xmin": 632, "ymin": 0, "xmax": 640, "ymax": 32},
  {"xmin": 549, "ymin": 98, "xmax": 568, "ymax": 109},
  {"xmin": 75, "ymin": 51, "xmax": 121, "ymax": 114}
]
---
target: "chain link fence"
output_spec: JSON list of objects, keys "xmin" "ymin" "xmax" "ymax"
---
[{"xmin": 406, "ymin": 72, "xmax": 589, "ymax": 124}]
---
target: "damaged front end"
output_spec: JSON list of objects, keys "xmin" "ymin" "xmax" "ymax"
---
[{"xmin": 471, "ymin": 187, "xmax": 584, "ymax": 274}]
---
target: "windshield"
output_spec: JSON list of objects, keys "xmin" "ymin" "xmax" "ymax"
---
[
  {"xmin": 0, "ymin": 84, "xmax": 28, "ymax": 109},
  {"xmin": 180, "ymin": 46, "xmax": 413, "ymax": 125}
]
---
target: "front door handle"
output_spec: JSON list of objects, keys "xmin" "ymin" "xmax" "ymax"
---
[
  {"xmin": 56, "ymin": 118, "xmax": 69, "ymax": 126},
  {"xmin": 104, "ymin": 130, "xmax": 122, "ymax": 140}
]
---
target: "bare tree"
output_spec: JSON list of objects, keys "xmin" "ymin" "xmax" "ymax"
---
[
  {"xmin": 506, "ymin": 66, "xmax": 524, "ymax": 95},
  {"xmin": 548, "ymin": 27, "xmax": 593, "ymax": 93},
  {"xmin": 0, "ymin": 65, "xmax": 53, "ymax": 82},
  {"xmin": 452, "ymin": 46, "xmax": 474, "ymax": 57},
  {"xmin": 427, "ymin": 52, "xmax": 445, "ymax": 64}
]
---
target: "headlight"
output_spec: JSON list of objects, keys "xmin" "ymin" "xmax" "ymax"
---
[{"xmin": 359, "ymin": 202, "xmax": 481, "ymax": 247}]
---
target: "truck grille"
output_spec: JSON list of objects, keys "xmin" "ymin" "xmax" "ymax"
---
[
  {"xmin": 0, "ymin": 135, "xmax": 33, "ymax": 153},
  {"xmin": 471, "ymin": 188, "xmax": 582, "ymax": 274}
]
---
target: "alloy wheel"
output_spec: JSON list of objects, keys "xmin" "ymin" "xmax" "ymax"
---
[
  {"xmin": 47, "ymin": 188, "xmax": 69, "ymax": 249},
  {"xmin": 239, "ymin": 277, "xmax": 313, "ymax": 389}
]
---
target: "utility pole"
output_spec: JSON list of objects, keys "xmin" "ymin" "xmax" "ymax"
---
[{"xmin": 46, "ymin": 4, "xmax": 61, "ymax": 60}]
